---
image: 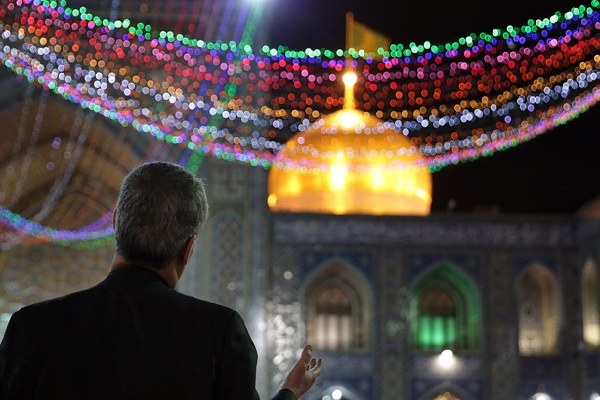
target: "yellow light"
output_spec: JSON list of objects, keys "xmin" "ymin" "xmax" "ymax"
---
[
  {"xmin": 337, "ymin": 110, "xmax": 361, "ymax": 129},
  {"xmin": 268, "ymin": 109, "xmax": 432, "ymax": 216},
  {"xmin": 342, "ymin": 72, "xmax": 357, "ymax": 87},
  {"xmin": 370, "ymin": 166, "xmax": 384, "ymax": 190},
  {"xmin": 416, "ymin": 188, "xmax": 430, "ymax": 200},
  {"xmin": 267, "ymin": 194, "xmax": 277, "ymax": 207},
  {"xmin": 329, "ymin": 152, "xmax": 347, "ymax": 192}
]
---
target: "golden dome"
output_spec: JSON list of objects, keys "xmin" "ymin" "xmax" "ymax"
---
[{"xmin": 268, "ymin": 108, "xmax": 432, "ymax": 216}]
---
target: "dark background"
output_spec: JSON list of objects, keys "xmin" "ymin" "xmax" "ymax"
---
[{"xmin": 264, "ymin": 0, "xmax": 599, "ymax": 215}]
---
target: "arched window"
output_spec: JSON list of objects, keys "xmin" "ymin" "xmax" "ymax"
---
[
  {"xmin": 317, "ymin": 385, "xmax": 363, "ymax": 400},
  {"xmin": 417, "ymin": 285, "xmax": 457, "ymax": 349},
  {"xmin": 517, "ymin": 264, "xmax": 560, "ymax": 355},
  {"xmin": 412, "ymin": 265, "xmax": 481, "ymax": 351},
  {"xmin": 582, "ymin": 258, "xmax": 600, "ymax": 348},
  {"xmin": 306, "ymin": 261, "xmax": 371, "ymax": 351},
  {"xmin": 313, "ymin": 283, "xmax": 353, "ymax": 350}
]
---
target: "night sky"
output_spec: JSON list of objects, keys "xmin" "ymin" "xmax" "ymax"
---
[{"xmin": 264, "ymin": 0, "xmax": 599, "ymax": 215}]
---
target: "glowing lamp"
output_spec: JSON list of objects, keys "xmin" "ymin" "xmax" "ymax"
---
[
  {"xmin": 437, "ymin": 349, "xmax": 455, "ymax": 369},
  {"xmin": 342, "ymin": 72, "xmax": 357, "ymax": 87}
]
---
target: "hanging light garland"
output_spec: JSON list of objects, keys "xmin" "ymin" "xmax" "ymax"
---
[{"xmin": 0, "ymin": 0, "xmax": 599, "ymax": 244}]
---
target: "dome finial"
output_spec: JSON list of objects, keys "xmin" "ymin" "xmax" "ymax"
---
[{"xmin": 342, "ymin": 71, "xmax": 357, "ymax": 110}]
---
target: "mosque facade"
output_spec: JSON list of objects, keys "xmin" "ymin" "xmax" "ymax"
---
[
  {"xmin": 1, "ymin": 152, "xmax": 600, "ymax": 400},
  {"xmin": 2, "ymin": 1, "xmax": 600, "ymax": 398},
  {"xmin": 0, "ymin": 91, "xmax": 599, "ymax": 400},
  {"xmin": 177, "ymin": 157, "xmax": 600, "ymax": 400}
]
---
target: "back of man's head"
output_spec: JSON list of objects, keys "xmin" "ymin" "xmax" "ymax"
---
[{"xmin": 114, "ymin": 161, "xmax": 208, "ymax": 268}]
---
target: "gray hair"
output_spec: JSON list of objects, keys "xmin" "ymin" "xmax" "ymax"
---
[{"xmin": 114, "ymin": 161, "xmax": 209, "ymax": 268}]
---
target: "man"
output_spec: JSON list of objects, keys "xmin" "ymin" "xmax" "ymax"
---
[{"xmin": 0, "ymin": 161, "xmax": 322, "ymax": 399}]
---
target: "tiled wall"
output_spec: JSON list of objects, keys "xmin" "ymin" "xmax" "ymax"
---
[{"xmin": 0, "ymin": 243, "xmax": 114, "ymax": 339}]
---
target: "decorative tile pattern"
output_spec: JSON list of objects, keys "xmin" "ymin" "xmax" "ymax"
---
[
  {"xmin": 487, "ymin": 251, "xmax": 518, "ymax": 400},
  {"xmin": 266, "ymin": 245, "xmax": 303, "ymax": 397},
  {"xmin": 211, "ymin": 211, "xmax": 243, "ymax": 309},
  {"xmin": 0, "ymin": 244, "xmax": 111, "ymax": 338},
  {"xmin": 377, "ymin": 249, "xmax": 407, "ymax": 400},
  {"xmin": 560, "ymin": 253, "xmax": 585, "ymax": 399},
  {"xmin": 273, "ymin": 214, "xmax": 576, "ymax": 248}
]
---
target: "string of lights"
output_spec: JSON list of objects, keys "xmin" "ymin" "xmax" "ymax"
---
[{"xmin": 0, "ymin": 0, "xmax": 598, "ymax": 244}]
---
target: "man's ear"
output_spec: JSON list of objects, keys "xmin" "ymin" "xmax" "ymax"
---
[
  {"xmin": 180, "ymin": 235, "xmax": 196, "ymax": 266},
  {"xmin": 175, "ymin": 236, "xmax": 196, "ymax": 279},
  {"xmin": 112, "ymin": 208, "xmax": 117, "ymax": 230}
]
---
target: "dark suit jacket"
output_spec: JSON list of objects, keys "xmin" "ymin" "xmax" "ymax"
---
[{"xmin": 0, "ymin": 266, "xmax": 295, "ymax": 400}]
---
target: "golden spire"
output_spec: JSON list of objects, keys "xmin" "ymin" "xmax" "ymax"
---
[{"xmin": 342, "ymin": 71, "xmax": 357, "ymax": 110}]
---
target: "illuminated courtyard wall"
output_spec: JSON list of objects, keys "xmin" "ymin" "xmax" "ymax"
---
[{"xmin": 1, "ymin": 161, "xmax": 600, "ymax": 400}]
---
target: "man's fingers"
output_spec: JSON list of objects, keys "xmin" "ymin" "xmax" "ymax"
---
[
  {"xmin": 309, "ymin": 359, "xmax": 323, "ymax": 377},
  {"xmin": 300, "ymin": 345, "xmax": 313, "ymax": 365}
]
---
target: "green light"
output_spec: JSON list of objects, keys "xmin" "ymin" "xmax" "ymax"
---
[{"xmin": 431, "ymin": 317, "xmax": 445, "ymax": 346}]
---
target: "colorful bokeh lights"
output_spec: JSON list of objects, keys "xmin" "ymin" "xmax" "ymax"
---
[{"xmin": 1, "ymin": 0, "xmax": 599, "ymax": 244}]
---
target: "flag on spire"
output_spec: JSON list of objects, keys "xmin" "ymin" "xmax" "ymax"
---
[{"xmin": 346, "ymin": 12, "xmax": 391, "ymax": 55}]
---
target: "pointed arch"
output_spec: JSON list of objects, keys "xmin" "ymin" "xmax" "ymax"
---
[
  {"xmin": 582, "ymin": 257, "xmax": 600, "ymax": 348},
  {"xmin": 305, "ymin": 260, "xmax": 372, "ymax": 351},
  {"xmin": 432, "ymin": 392, "xmax": 462, "ymax": 400},
  {"xmin": 411, "ymin": 264, "xmax": 481, "ymax": 351},
  {"xmin": 517, "ymin": 263, "xmax": 561, "ymax": 355},
  {"xmin": 416, "ymin": 381, "xmax": 478, "ymax": 400}
]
